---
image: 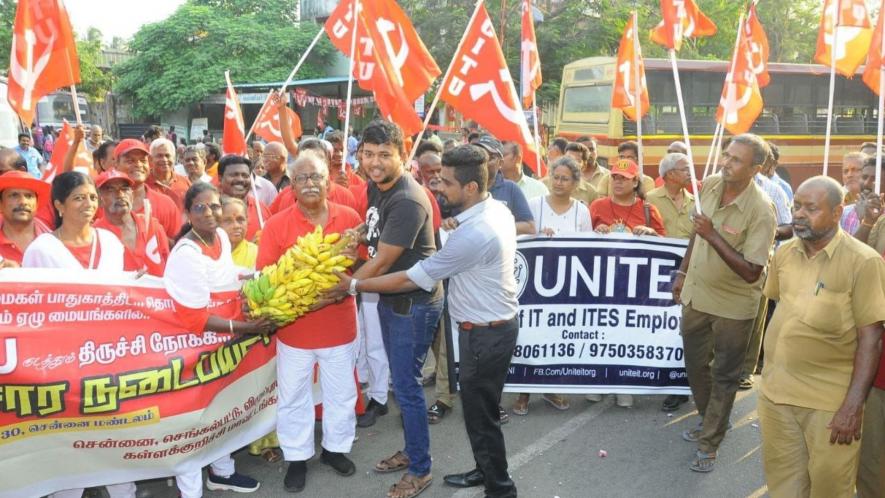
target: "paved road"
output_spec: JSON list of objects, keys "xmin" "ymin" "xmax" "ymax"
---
[{"xmin": 139, "ymin": 379, "xmax": 767, "ymax": 498}]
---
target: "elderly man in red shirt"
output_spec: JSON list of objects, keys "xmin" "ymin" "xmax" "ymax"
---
[
  {"xmin": 0, "ymin": 170, "xmax": 52, "ymax": 267},
  {"xmin": 257, "ymin": 151, "xmax": 362, "ymax": 493}
]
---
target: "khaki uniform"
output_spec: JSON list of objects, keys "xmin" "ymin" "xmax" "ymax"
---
[
  {"xmin": 582, "ymin": 165, "xmax": 610, "ymax": 191},
  {"xmin": 864, "ymin": 215, "xmax": 885, "ymax": 255},
  {"xmin": 857, "ymin": 386, "xmax": 885, "ymax": 498},
  {"xmin": 645, "ymin": 186, "xmax": 694, "ymax": 239},
  {"xmin": 760, "ymin": 230, "xmax": 885, "ymax": 497},
  {"xmin": 541, "ymin": 176, "xmax": 600, "ymax": 207},
  {"xmin": 681, "ymin": 174, "xmax": 776, "ymax": 455},
  {"xmin": 596, "ymin": 173, "xmax": 657, "ymax": 197}
]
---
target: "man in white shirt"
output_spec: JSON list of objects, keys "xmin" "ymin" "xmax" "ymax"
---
[
  {"xmin": 501, "ymin": 142, "xmax": 548, "ymax": 200},
  {"xmin": 336, "ymin": 145, "xmax": 519, "ymax": 498}
]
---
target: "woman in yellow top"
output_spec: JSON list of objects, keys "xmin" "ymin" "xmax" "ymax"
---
[{"xmin": 219, "ymin": 195, "xmax": 281, "ymax": 462}]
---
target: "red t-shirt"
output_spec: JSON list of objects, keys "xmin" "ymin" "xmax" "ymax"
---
[
  {"xmin": 146, "ymin": 173, "xmax": 191, "ymax": 211},
  {"xmin": 269, "ymin": 183, "xmax": 360, "ymax": 217},
  {"xmin": 94, "ymin": 213, "xmax": 170, "ymax": 276},
  {"xmin": 63, "ymin": 238, "xmax": 103, "ymax": 269},
  {"xmin": 590, "ymin": 197, "xmax": 667, "ymax": 235},
  {"xmin": 0, "ymin": 219, "xmax": 51, "ymax": 265},
  {"xmin": 256, "ymin": 202, "xmax": 361, "ymax": 349}
]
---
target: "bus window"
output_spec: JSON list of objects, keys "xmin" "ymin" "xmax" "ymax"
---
[
  {"xmin": 36, "ymin": 93, "xmax": 89, "ymax": 129},
  {"xmin": 561, "ymin": 85, "xmax": 612, "ymax": 124}
]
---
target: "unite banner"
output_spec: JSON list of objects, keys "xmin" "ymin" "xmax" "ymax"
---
[
  {"xmin": 0, "ymin": 270, "xmax": 277, "ymax": 498},
  {"xmin": 452, "ymin": 234, "xmax": 691, "ymax": 395}
]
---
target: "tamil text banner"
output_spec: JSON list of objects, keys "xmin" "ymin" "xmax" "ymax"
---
[
  {"xmin": 451, "ymin": 234, "xmax": 690, "ymax": 395},
  {"xmin": 0, "ymin": 269, "xmax": 276, "ymax": 498}
]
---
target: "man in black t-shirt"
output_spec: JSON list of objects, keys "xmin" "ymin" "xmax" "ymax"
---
[{"xmin": 331, "ymin": 120, "xmax": 443, "ymax": 496}]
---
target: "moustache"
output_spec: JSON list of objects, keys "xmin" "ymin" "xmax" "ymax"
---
[
  {"xmin": 12, "ymin": 207, "xmax": 32, "ymax": 213},
  {"xmin": 300, "ymin": 187, "xmax": 320, "ymax": 196}
]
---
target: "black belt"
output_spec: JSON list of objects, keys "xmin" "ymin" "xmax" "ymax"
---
[{"xmin": 459, "ymin": 317, "xmax": 514, "ymax": 331}]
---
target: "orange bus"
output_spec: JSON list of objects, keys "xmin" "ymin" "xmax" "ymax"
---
[{"xmin": 554, "ymin": 56, "xmax": 878, "ymax": 186}]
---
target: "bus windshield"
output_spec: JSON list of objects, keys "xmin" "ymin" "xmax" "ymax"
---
[{"xmin": 36, "ymin": 94, "xmax": 88, "ymax": 128}]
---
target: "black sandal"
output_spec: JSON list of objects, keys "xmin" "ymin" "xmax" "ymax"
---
[{"xmin": 427, "ymin": 401, "xmax": 450, "ymax": 424}]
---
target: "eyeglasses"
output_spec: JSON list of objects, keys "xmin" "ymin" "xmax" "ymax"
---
[
  {"xmin": 190, "ymin": 203, "xmax": 222, "ymax": 214},
  {"xmin": 293, "ymin": 173, "xmax": 326, "ymax": 184},
  {"xmin": 551, "ymin": 175, "xmax": 575, "ymax": 183}
]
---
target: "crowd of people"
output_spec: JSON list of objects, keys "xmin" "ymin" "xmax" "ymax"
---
[{"xmin": 0, "ymin": 92, "xmax": 883, "ymax": 497}]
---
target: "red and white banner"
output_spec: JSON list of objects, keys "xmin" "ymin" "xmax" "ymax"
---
[
  {"xmin": 222, "ymin": 71, "xmax": 247, "ymax": 155},
  {"xmin": 815, "ymin": 0, "xmax": 872, "ymax": 77},
  {"xmin": 44, "ymin": 120, "xmax": 92, "ymax": 182},
  {"xmin": 612, "ymin": 14, "xmax": 649, "ymax": 122},
  {"xmin": 324, "ymin": 0, "xmax": 440, "ymax": 135},
  {"xmin": 650, "ymin": 0, "xmax": 717, "ymax": 51},
  {"xmin": 520, "ymin": 0, "xmax": 542, "ymax": 109},
  {"xmin": 716, "ymin": 17, "xmax": 764, "ymax": 135},
  {"xmin": 862, "ymin": 0, "xmax": 885, "ymax": 94},
  {"xmin": 0, "ymin": 270, "xmax": 276, "ymax": 498},
  {"xmin": 439, "ymin": 5, "xmax": 545, "ymax": 176},
  {"xmin": 253, "ymin": 93, "xmax": 303, "ymax": 144},
  {"xmin": 744, "ymin": 3, "xmax": 771, "ymax": 88},
  {"xmin": 7, "ymin": 0, "xmax": 81, "ymax": 126}
]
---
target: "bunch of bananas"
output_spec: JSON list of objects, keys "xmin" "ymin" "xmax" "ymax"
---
[{"xmin": 242, "ymin": 225, "xmax": 355, "ymax": 326}]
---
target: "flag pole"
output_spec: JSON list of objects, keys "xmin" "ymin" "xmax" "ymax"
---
[
  {"xmin": 405, "ymin": 0, "xmax": 486, "ymax": 167},
  {"xmin": 340, "ymin": 0, "xmax": 360, "ymax": 174},
  {"xmin": 710, "ymin": 125, "xmax": 725, "ymax": 175},
  {"xmin": 244, "ymin": 89, "xmax": 274, "ymax": 144},
  {"xmin": 702, "ymin": 122, "xmax": 722, "ymax": 178},
  {"xmin": 278, "ymin": 29, "xmax": 326, "ymax": 93},
  {"xmin": 668, "ymin": 49, "xmax": 702, "ymax": 214},
  {"xmin": 69, "ymin": 85, "xmax": 83, "ymax": 126},
  {"xmin": 876, "ymin": 19, "xmax": 885, "ymax": 194},
  {"xmin": 531, "ymin": 96, "xmax": 542, "ymax": 175},
  {"xmin": 632, "ymin": 10, "xmax": 644, "ymax": 172},
  {"xmin": 823, "ymin": 6, "xmax": 840, "ymax": 176}
]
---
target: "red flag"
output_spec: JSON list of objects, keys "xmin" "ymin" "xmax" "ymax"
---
[
  {"xmin": 612, "ymin": 14, "xmax": 649, "ymax": 122},
  {"xmin": 815, "ymin": 0, "xmax": 872, "ymax": 77},
  {"xmin": 650, "ymin": 0, "xmax": 717, "ymax": 51},
  {"xmin": 520, "ymin": 0, "xmax": 542, "ymax": 109},
  {"xmin": 44, "ymin": 120, "xmax": 92, "ymax": 182},
  {"xmin": 253, "ymin": 94, "xmax": 303, "ymax": 144},
  {"xmin": 439, "ymin": 5, "xmax": 544, "ymax": 176},
  {"xmin": 862, "ymin": 0, "xmax": 885, "ymax": 94},
  {"xmin": 324, "ymin": 0, "xmax": 440, "ymax": 135},
  {"xmin": 7, "ymin": 0, "xmax": 81, "ymax": 126},
  {"xmin": 222, "ymin": 72, "xmax": 247, "ymax": 156},
  {"xmin": 744, "ymin": 3, "xmax": 771, "ymax": 88},
  {"xmin": 716, "ymin": 21, "xmax": 763, "ymax": 135}
]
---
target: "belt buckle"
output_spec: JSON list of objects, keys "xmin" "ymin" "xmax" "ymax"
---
[{"xmin": 460, "ymin": 321, "xmax": 475, "ymax": 331}]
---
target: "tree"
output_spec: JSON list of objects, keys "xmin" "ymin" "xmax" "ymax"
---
[
  {"xmin": 113, "ymin": 1, "xmax": 334, "ymax": 118},
  {"xmin": 76, "ymin": 29, "xmax": 113, "ymax": 100},
  {"xmin": 0, "ymin": 0, "xmax": 16, "ymax": 71}
]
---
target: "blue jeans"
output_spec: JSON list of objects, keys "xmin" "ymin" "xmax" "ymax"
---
[{"xmin": 377, "ymin": 297, "xmax": 443, "ymax": 477}]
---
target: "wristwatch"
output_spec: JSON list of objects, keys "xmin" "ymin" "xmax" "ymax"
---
[{"xmin": 348, "ymin": 278, "xmax": 360, "ymax": 296}]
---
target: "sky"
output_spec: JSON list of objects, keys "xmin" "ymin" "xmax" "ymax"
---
[{"xmin": 66, "ymin": 0, "xmax": 185, "ymax": 43}]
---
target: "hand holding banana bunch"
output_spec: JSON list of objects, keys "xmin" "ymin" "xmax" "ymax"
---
[{"xmin": 242, "ymin": 225, "xmax": 356, "ymax": 326}]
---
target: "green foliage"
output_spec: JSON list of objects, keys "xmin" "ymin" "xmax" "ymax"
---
[
  {"xmin": 0, "ymin": 0, "xmax": 16, "ymax": 71},
  {"xmin": 75, "ymin": 32, "xmax": 113, "ymax": 101},
  {"xmin": 113, "ymin": 2, "xmax": 334, "ymax": 119}
]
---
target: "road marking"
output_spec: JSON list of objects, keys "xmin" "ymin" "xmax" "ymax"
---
[
  {"xmin": 746, "ymin": 485, "xmax": 768, "ymax": 498},
  {"xmin": 452, "ymin": 399, "xmax": 613, "ymax": 498}
]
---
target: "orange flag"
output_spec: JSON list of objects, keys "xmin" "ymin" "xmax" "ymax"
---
[
  {"xmin": 439, "ymin": 5, "xmax": 544, "ymax": 176},
  {"xmin": 253, "ymin": 93, "xmax": 303, "ymax": 144},
  {"xmin": 7, "ymin": 0, "xmax": 81, "ymax": 126},
  {"xmin": 324, "ymin": 0, "xmax": 440, "ymax": 135},
  {"xmin": 815, "ymin": 0, "xmax": 872, "ymax": 78},
  {"xmin": 650, "ymin": 0, "xmax": 717, "ymax": 51},
  {"xmin": 744, "ymin": 3, "xmax": 770, "ymax": 88},
  {"xmin": 612, "ymin": 14, "xmax": 649, "ymax": 122},
  {"xmin": 44, "ymin": 120, "xmax": 92, "ymax": 183},
  {"xmin": 520, "ymin": 0, "xmax": 542, "ymax": 109},
  {"xmin": 222, "ymin": 72, "xmax": 247, "ymax": 156},
  {"xmin": 716, "ymin": 21, "xmax": 763, "ymax": 135},
  {"xmin": 862, "ymin": 0, "xmax": 885, "ymax": 94}
]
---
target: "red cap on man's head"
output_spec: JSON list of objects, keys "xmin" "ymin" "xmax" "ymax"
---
[
  {"xmin": 0, "ymin": 170, "xmax": 51, "ymax": 208},
  {"xmin": 113, "ymin": 139, "xmax": 149, "ymax": 160},
  {"xmin": 95, "ymin": 169, "xmax": 135, "ymax": 189},
  {"xmin": 611, "ymin": 159, "xmax": 639, "ymax": 179}
]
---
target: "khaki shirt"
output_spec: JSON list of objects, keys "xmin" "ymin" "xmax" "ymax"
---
[
  {"xmin": 646, "ymin": 186, "xmax": 694, "ymax": 239},
  {"xmin": 583, "ymin": 165, "xmax": 610, "ymax": 191},
  {"xmin": 541, "ymin": 176, "xmax": 600, "ymax": 206},
  {"xmin": 865, "ymin": 215, "xmax": 885, "ymax": 255},
  {"xmin": 761, "ymin": 230, "xmax": 885, "ymax": 411},
  {"xmin": 596, "ymin": 174, "xmax": 657, "ymax": 197},
  {"xmin": 681, "ymin": 174, "xmax": 777, "ymax": 320}
]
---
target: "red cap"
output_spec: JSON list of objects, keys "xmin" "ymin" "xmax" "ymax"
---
[
  {"xmin": 0, "ymin": 170, "xmax": 51, "ymax": 208},
  {"xmin": 113, "ymin": 138, "xmax": 149, "ymax": 160},
  {"xmin": 95, "ymin": 169, "xmax": 135, "ymax": 189},
  {"xmin": 611, "ymin": 159, "xmax": 639, "ymax": 179}
]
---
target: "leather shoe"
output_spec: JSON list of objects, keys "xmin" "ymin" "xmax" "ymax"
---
[
  {"xmin": 320, "ymin": 449, "xmax": 355, "ymax": 476},
  {"xmin": 284, "ymin": 460, "xmax": 307, "ymax": 492},
  {"xmin": 357, "ymin": 398, "xmax": 388, "ymax": 428},
  {"xmin": 443, "ymin": 468, "xmax": 485, "ymax": 488}
]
